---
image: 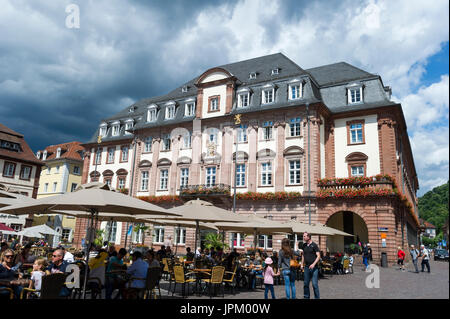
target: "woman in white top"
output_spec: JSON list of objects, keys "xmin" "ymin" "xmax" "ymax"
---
[{"xmin": 28, "ymin": 258, "xmax": 48, "ymax": 297}]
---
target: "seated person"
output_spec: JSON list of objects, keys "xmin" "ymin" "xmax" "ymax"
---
[
  {"xmin": 46, "ymin": 249, "xmax": 70, "ymax": 297},
  {"xmin": 156, "ymin": 245, "xmax": 166, "ymax": 261},
  {"xmin": 27, "ymin": 258, "xmax": 48, "ymax": 298},
  {"xmin": 105, "ymin": 248, "xmax": 127, "ymax": 299},
  {"xmin": 15, "ymin": 243, "xmax": 36, "ymax": 267},
  {"xmin": 185, "ymin": 247, "xmax": 195, "ymax": 262},
  {"xmin": 0, "ymin": 249, "xmax": 22, "ymax": 298},
  {"xmin": 108, "ymin": 245, "xmax": 118, "ymax": 258},
  {"xmin": 124, "ymin": 251, "xmax": 149, "ymax": 298},
  {"xmin": 245, "ymin": 255, "xmax": 262, "ymax": 290},
  {"xmin": 145, "ymin": 251, "xmax": 161, "ymax": 269}
]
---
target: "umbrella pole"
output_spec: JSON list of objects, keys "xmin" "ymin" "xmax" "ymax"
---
[
  {"xmin": 82, "ymin": 209, "xmax": 96, "ymax": 300},
  {"xmin": 175, "ymin": 225, "xmax": 179, "ymax": 256},
  {"xmin": 194, "ymin": 221, "xmax": 199, "ymax": 256}
]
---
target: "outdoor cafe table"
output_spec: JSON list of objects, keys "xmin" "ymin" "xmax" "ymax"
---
[{"xmin": 191, "ymin": 268, "xmax": 211, "ymax": 296}]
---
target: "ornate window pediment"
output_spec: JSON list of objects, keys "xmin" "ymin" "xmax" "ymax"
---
[
  {"xmin": 138, "ymin": 160, "xmax": 152, "ymax": 168},
  {"xmin": 157, "ymin": 158, "xmax": 172, "ymax": 166},
  {"xmin": 345, "ymin": 152, "xmax": 368, "ymax": 162}
]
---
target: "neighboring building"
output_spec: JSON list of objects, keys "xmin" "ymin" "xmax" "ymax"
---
[
  {"xmin": 74, "ymin": 53, "xmax": 420, "ymax": 264},
  {"xmin": 420, "ymin": 219, "xmax": 436, "ymax": 239},
  {"xmin": 34, "ymin": 142, "xmax": 84, "ymax": 245},
  {"xmin": 0, "ymin": 123, "xmax": 44, "ymax": 230}
]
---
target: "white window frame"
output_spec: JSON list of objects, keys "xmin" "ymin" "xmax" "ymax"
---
[
  {"xmin": 261, "ymin": 162, "xmax": 272, "ymax": 186},
  {"xmin": 43, "ymin": 151, "xmax": 47, "ymax": 161},
  {"xmin": 289, "ymin": 160, "xmax": 301, "ymax": 185},
  {"xmin": 99, "ymin": 126, "xmax": 107, "ymax": 137},
  {"xmin": 262, "ymin": 121, "xmax": 273, "ymax": 140},
  {"xmin": 118, "ymin": 177, "xmax": 126, "ymax": 190},
  {"xmin": 121, "ymin": 146, "xmax": 129, "ymax": 162},
  {"xmin": 44, "ymin": 183, "xmax": 49, "ymax": 193},
  {"xmin": 174, "ymin": 227, "xmax": 186, "ymax": 245},
  {"xmin": 262, "ymin": 88, "xmax": 274, "ymax": 104},
  {"xmin": 288, "ymin": 83, "xmax": 302, "ymax": 100},
  {"xmin": 147, "ymin": 107, "xmax": 157, "ymax": 122},
  {"xmin": 350, "ymin": 123, "xmax": 363, "ymax": 144},
  {"xmin": 112, "ymin": 125, "xmax": 120, "ymax": 136},
  {"xmin": 53, "ymin": 182, "xmax": 57, "ymax": 193},
  {"xmin": 230, "ymin": 233, "xmax": 245, "ymax": 248},
  {"xmin": 152, "ymin": 226, "xmax": 165, "ymax": 244},
  {"xmin": 166, "ymin": 105, "xmax": 175, "ymax": 120},
  {"xmin": 20, "ymin": 166, "xmax": 31, "ymax": 180},
  {"xmin": 236, "ymin": 164, "xmax": 246, "ymax": 187},
  {"xmin": 160, "ymin": 169, "xmax": 168, "ymax": 190},
  {"xmin": 182, "ymin": 134, "xmax": 191, "ymax": 149},
  {"xmin": 106, "ymin": 221, "xmax": 117, "ymax": 243},
  {"xmin": 180, "ymin": 168, "xmax": 189, "ymax": 188},
  {"xmin": 125, "ymin": 121, "xmax": 133, "ymax": 135},
  {"xmin": 238, "ymin": 125, "xmax": 247, "ymax": 143},
  {"xmin": 144, "ymin": 137, "xmax": 152, "ymax": 153},
  {"xmin": 289, "ymin": 117, "xmax": 301, "ymax": 137},
  {"xmin": 238, "ymin": 93, "xmax": 249, "ymax": 108},
  {"xmin": 258, "ymin": 235, "xmax": 273, "ymax": 249},
  {"xmin": 206, "ymin": 167, "xmax": 216, "ymax": 187},
  {"xmin": 162, "ymin": 135, "xmax": 171, "ymax": 151},
  {"xmin": 107, "ymin": 148, "xmax": 115, "ymax": 163},
  {"xmin": 351, "ymin": 166, "xmax": 364, "ymax": 177},
  {"xmin": 61, "ymin": 228, "xmax": 71, "ymax": 241},
  {"xmin": 56, "ymin": 148, "xmax": 61, "ymax": 158},
  {"xmin": 210, "ymin": 98, "xmax": 219, "ymax": 111},
  {"xmin": 185, "ymin": 102, "xmax": 195, "ymax": 117},
  {"xmin": 141, "ymin": 171, "xmax": 149, "ymax": 191},
  {"xmin": 132, "ymin": 223, "xmax": 144, "ymax": 244},
  {"xmin": 348, "ymin": 86, "xmax": 363, "ymax": 104}
]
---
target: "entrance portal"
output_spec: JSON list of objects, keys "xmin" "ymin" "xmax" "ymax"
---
[{"xmin": 326, "ymin": 211, "xmax": 368, "ymax": 254}]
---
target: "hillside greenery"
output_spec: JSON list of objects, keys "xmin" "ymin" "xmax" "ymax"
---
[{"xmin": 418, "ymin": 181, "xmax": 449, "ymax": 238}]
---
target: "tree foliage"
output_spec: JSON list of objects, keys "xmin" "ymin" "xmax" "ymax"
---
[{"xmin": 418, "ymin": 181, "xmax": 449, "ymax": 236}]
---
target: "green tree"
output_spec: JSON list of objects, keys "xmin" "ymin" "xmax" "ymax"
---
[
  {"xmin": 133, "ymin": 224, "xmax": 149, "ymax": 245},
  {"xmin": 204, "ymin": 232, "xmax": 229, "ymax": 250},
  {"xmin": 93, "ymin": 229, "xmax": 105, "ymax": 247},
  {"xmin": 418, "ymin": 181, "xmax": 449, "ymax": 237}
]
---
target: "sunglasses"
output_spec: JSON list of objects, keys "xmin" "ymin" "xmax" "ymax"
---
[
  {"xmin": 52, "ymin": 255, "xmax": 61, "ymax": 257},
  {"xmin": 4, "ymin": 255, "xmax": 13, "ymax": 258}
]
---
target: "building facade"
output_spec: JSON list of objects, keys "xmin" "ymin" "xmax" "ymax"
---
[
  {"xmin": 74, "ymin": 53, "xmax": 420, "ymax": 264},
  {"xmin": 34, "ymin": 141, "xmax": 84, "ymax": 245},
  {"xmin": 0, "ymin": 123, "xmax": 44, "ymax": 231}
]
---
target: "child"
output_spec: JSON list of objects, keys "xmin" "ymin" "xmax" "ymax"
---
[
  {"xmin": 263, "ymin": 257, "xmax": 278, "ymax": 299},
  {"xmin": 29, "ymin": 258, "xmax": 48, "ymax": 298},
  {"xmin": 348, "ymin": 253, "xmax": 354, "ymax": 273}
]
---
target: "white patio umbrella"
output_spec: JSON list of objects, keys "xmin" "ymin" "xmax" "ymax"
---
[
  {"xmin": 16, "ymin": 224, "xmax": 60, "ymax": 237},
  {"xmin": 0, "ymin": 190, "xmax": 36, "ymax": 208},
  {"xmin": 0, "ymin": 185, "xmax": 182, "ymax": 298}
]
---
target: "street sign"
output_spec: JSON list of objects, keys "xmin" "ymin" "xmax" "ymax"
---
[{"xmin": 378, "ymin": 227, "xmax": 388, "ymax": 232}]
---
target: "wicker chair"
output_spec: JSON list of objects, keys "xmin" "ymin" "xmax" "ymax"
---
[
  {"xmin": 201, "ymin": 266, "xmax": 225, "ymax": 298},
  {"xmin": 0, "ymin": 287, "xmax": 14, "ymax": 299},
  {"xmin": 20, "ymin": 273, "xmax": 68, "ymax": 299},
  {"xmin": 222, "ymin": 265, "xmax": 237, "ymax": 295},
  {"xmin": 172, "ymin": 265, "xmax": 195, "ymax": 298}
]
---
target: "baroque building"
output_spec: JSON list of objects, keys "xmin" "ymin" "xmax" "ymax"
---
[{"xmin": 74, "ymin": 53, "xmax": 420, "ymax": 264}]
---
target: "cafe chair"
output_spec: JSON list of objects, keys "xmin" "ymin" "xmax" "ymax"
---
[
  {"xmin": 144, "ymin": 267, "xmax": 162, "ymax": 299},
  {"xmin": 20, "ymin": 273, "xmax": 68, "ymax": 299},
  {"xmin": 201, "ymin": 266, "xmax": 225, "ymax": 298},
  {"xmin": 222, "ymin": 265, "xmax": 237, "ymax": 295},
  {"xmin": 161, "ymin": 258, "xmax": 170, "ymax": 280},
  {"xmin": 0, "ymin": 287, "xmax": 14, "ymax": 299},
  {"xmin": 172, "ymin": 265, "xmax": 195, "ymax": 298},
  {"xmin": 343, "ymin": 259, "xmax": 351, "ymax": 274}
]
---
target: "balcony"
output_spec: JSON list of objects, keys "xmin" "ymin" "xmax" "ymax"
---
[
  {"xmin": 317, "ymin": 176, "xmax": 396, "ymax": 199},
  {"xmin": 179, "ymin": 184, "xmax": 231, "ymax": 205}
]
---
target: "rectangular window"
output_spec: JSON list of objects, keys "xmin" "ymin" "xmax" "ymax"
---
[
  {"xmin": 289, "ymin": 84, "xmax": 301, "ymax": 100},
  {"xmin": 46, "ymin": 167, "xmax": 51, "ymax": 175},
  {"xmin": 258, "ymin": 235, "xmax": 273, "ymax": 249},
  {"xmin": 206, "ymin": 167, "xmax": 216, "ymax": 187},
  {"xmin": 132, "ymin": 223, "xmax": 144, "ymax": 244},
  {"xmin": 210, "ymin": 97, "xmax": 219, "ymax": 111},
  {"xmin": 152, "ymin": 226, "xmax": 165, "ymax": 243},
  {"xmin": 351, "ymin": 166, "xmax": 364, "ymax": 177},
  {"xmin": 166, "ymin": 105, "xmax": 175, "ymax": 119},
  {"xmin": 289, "ymin": 117, "xmax": 301, "ymax": 137},
  {"xmin": 160, "ymin": 169, "xmax": 168, "ymax": 190},
  {"xmin": 147, "ymin": 108, "xmax": 157, "ymax": 122},
  {"xmin": 230, "ymin": 233, "xmax": 245, "ymax": 248},
  {"xmin": 99, "ymin": 126, "xmax": 107, "ymax": 137},
  {"xmin": 350, "ymin": 123, "xmax": 363, "ymax": 144},
  {"xmin": 106, "ymin": 221, "xmax": 117, "ymax": 243},
  {"xmin": 174, "ymin": 228, "xmax": 186, "ymax": 245},
  {"xmin": 236, "ymin": 164, "xmax": 245, "ymax": 187},
  {"xmin": 238, "ymin": 125, "xmax": 247, "ymax": 143},
  {"xmin": 238, "ymin": 93, "xmax": 249, "ymax": 108},
  {"xmin": 289, "ymin": 160, "xmax": 301, "ymax": 185},
  {"xmin": 94, "ymin": 150, "xmax": 101, "ymax": 165},
  {"xmin": 162, "ymin": 135, "xmax": 171, "ymax": 151},
  {"xmin": 121, "ymin": 146, "xmax": 129, "ymax": 162},
  {"xmin": 104, "ymin": 178, "xmax": 112, "ymax": 188},
  {"xmin": 112, "ymin": 125, "xmax": 120, "ymax": 136},
  {"xmin": 20, "ymin": 165, "xmax": 31, "ymax": 180},
  {"xmin": 118, "ymin": 177, "xmax": 126, "ymax": 189},
  {"xmin": 144, "ymin": 137, "xmax": 152, "ymax": 152},
  {"xmin": 61, "ymin": 229, "xmax": 71, "ymax": 241},
  {"xmin": 44, "ymin": 183, "xmax": 49, "ymax": 193},
  {"xmin": 125, "ymin": 122, "xmax": 133, "ymax": 134},
  {"xmin": 55, "ymin": 166, "xmax": 60, "ymax": 174},
  {"xmin": 349, "ymin": 88, "xmax": 362, "ymax": 103},
  {"xmin": 3, "ymin": 162, "xmax": 16, "ymax": 178},
  {"xmin": 141, "ymin": 171, "xmax": 149, "ymax": 191},
  {"xmin": 71, "ymin": 183, "xmax": 77, "ymax": 192},
  {"xmin": 73, "ymin": 166, "xmax": 80, "ymax": 175},
  {"xmin": 262, "ymin": 89, "xmax": 274, "ymax": 104},
  {"xmin": 183, "ymin": 134, "xmax": 191, "ymax": 148},
  {"xmin": 53, "ymin": 182, "xmax": 57, "ymax": 193},
  {"xmin": 107, "ymin": 147, "xmax": 115, "ymax": 163},
  {"xmin": 263, "ymin": 121, "xmax": 273, "ymax": 140},
  {"xmin": 261, "ymin": 162, "xmax": 272, "ymax": 186},
  {"xmin": 185, "ymin": 102, "xmax": 195, "ymax": 116},
  {"xmin": 180, "ymin": 168, "xmax": 189, "ymax": 188}
]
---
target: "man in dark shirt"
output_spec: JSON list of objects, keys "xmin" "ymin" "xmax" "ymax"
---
[
  {"xmin": 301, "ymin": 232, "xmax": 320, "ymax": 299},
  {"xmin": 46, "ymin": 249, "xmax": 70, "ymax": 297}
]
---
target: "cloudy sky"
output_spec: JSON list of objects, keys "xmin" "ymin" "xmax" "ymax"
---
[{"xmin": 0, "ymin": 0, "xmax": 448, "ymax": 196}]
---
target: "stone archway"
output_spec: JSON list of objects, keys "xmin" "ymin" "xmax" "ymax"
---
[{"xmin": 325, "ymin": 211, "xmax": 369, "ymax": 253}]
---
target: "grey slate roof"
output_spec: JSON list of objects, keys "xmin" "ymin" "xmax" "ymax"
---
[
  {"xmin": 86, "ymin": 54, "xmax": 396, "ymax": 144},
  {"xmin": 305, "ymin": 62, "xmax": 378, "ymax": 87}
]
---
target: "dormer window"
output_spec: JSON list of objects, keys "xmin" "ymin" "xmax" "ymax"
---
[
  {"xmin": 185, "ymin": 102, "xmax": 196, "ymax": 117},
  {"xmin": 249, "ymin": 72, "xmax": 257, "ymax": 79},
  {"xmin": 262, "ymin": 86, "xmax": 275, "ymax": 104},
  {"xmin": 99, "ymin": 124, "xmax": 107, "ymax": 137},
  {"xmin": 347, "ymin": 84, "xmax": 363, "ymax": 104},
  {"xmin": 271, "ymin": 68, "xmax": 280, "ymax": 75},
  {"xmin": 288, "ymin": 81, "xmax": 302, "ymax": 100},
  {"xmin": 182, "ymin": 86, "xmax": 188, "ymax": 93},
  {"xmin": 43, "ymin": 150, "xmax": 47, "ymax": 160},
  {"xmin": 147, "ymin": 105, "xmax": 158, "ymax": 122},
  {"xmin": 129, "ymin": 106, "xmax": 136, "ymax": 113},
  {"xmin": 36, "ymin": 151, "xmax": 41, "ymax": 159},
  {"xmin": 166, "ymin": 104, "xmax": 176, "ymax": 120},
  {"xmin": 112, "ymin": 123, "xmax": 120, "ymax": 136},
  {"xmin": 56, "ymin": 148, "xmax": 61, "ymax": 158},
  {"xmin": 125, "ymin": 120, "xmax": 134, "ymax": 135},
  {"xmin": 237, "ymin": 91, "xmax": 250, "ymax": 108}
]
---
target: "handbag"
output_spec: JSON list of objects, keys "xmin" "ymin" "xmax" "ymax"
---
[{"xmin": 289, "ymin": 258, "xmax": 300, "ymax": 268}]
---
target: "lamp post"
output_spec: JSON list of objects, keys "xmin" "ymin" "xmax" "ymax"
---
[
  {"xmin": 124, "ymin": 129, "xmax": 138, "ymax": 250},
  {"xmin": 232, "ymin": 114, "xmax": 242, "ymax": 249},
  {"xmin": 306, "ymin": 103, "xmax": 311, "ymax": 225}
]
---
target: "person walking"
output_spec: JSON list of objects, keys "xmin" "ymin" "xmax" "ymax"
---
[
  {"xmin": 409, "ymin": 245, "xmax": 420, "ymax": 273},
  {"xmin": 420, "ymin": 245, "xmax": 431, "ymax": 273},
  {"xmin": 263, "ymin": 257, "xmax": 278, "ymax": 299},
  {"xmin": 362, "ymin": 243, "xmax": 369, "ymax": 271},
  {"xmin": 397, "ymin": 247, "xmax": 406, "ymax": 271},
  {"xmin": 301, "ymin": 232, "xmax": 320, "ymax": 299},
  {"xmin": 278, "ymin": 238, "xmax": 300, "ymax": 299}
]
